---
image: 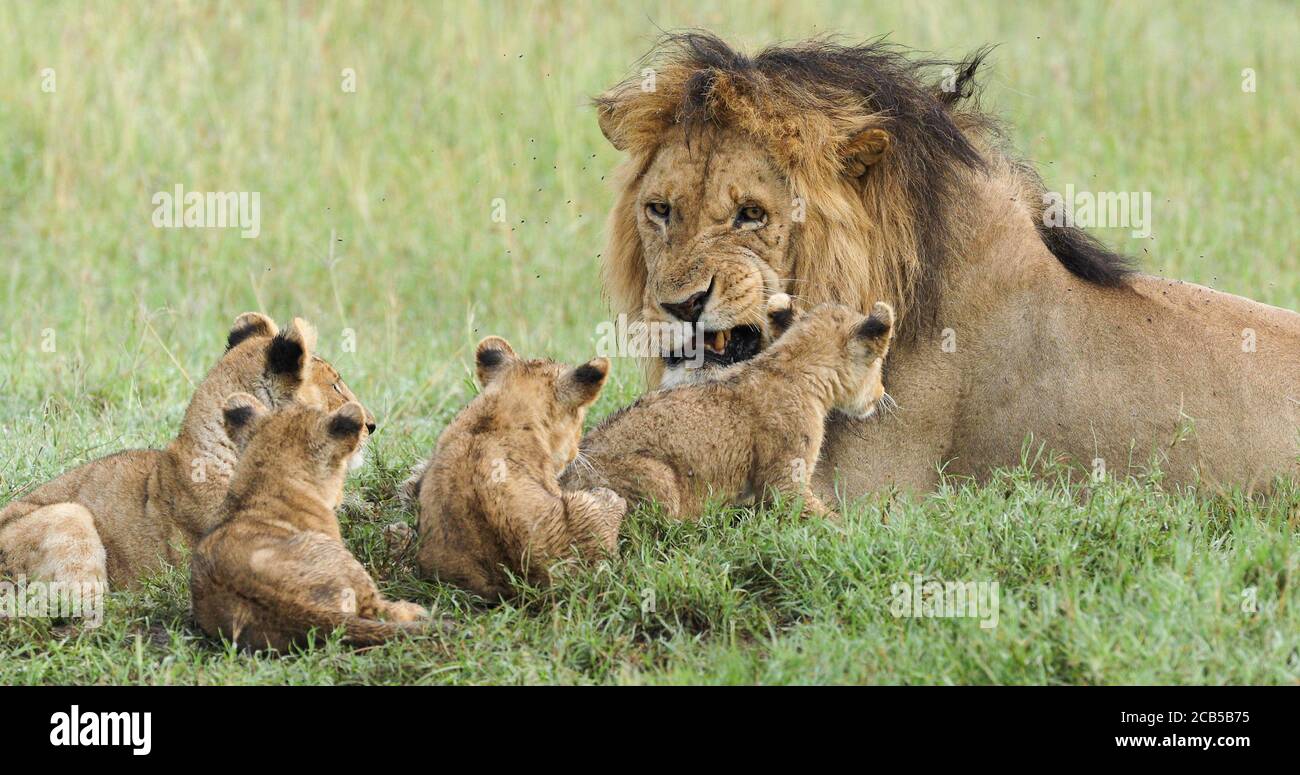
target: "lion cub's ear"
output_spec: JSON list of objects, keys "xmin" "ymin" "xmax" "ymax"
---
[
  {"xmin": 265, "ymin": 317, "xmax": 317, "ymax": 387},
  {"xmin": 854, "ymin": 302, "xmax": 896, "ymax": 359},
  {"xmin": 475, "ymin": 336, "xmax": 518, "ymax": 388},
  {"xmin": 765, "ymin": 293, "xmax": 800, "ymax": 340},
  {"xmin": 842, "ymin": 126, "xmax": 892, "ymax": 178},
  {"xmin": 222, "ymin": 392, "xmax": 269, "ymax": 450},
  {"xmin": 326, "ymin": 402, "xmax": 367, "ymax": 455},
  {"xmin": 558, "ymin": 357, "xmax": 609, "ymax": 409},
  {"xmin": 227, "ymin": 312, "xmax": 278, "ymax": 350}
]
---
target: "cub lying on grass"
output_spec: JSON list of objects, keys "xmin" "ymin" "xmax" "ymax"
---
[
  {"xmin": 191, "ymin": 394, "xmax": 427, "ymax": 651},
  {"xmin": 561, "ymin": 295, "xmax": 895, "ymax": 521},
  {"xmin": 404, "ymin": 337, "xmax": 627, "ymax": 600},
  {"xmin": 0, "ymin": 313, "xmax": 373, "ymax": 592}
]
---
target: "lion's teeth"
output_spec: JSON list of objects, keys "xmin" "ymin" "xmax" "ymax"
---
[{"xmin": 703, "ymin": 329, "xmax": 731, "ymax": 354}]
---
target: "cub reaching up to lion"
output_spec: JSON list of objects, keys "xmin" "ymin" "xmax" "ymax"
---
[
  {"xmin": 405, "ymin": 337, "xmax": 627, "ymax": 599},
  {"xmin": 191, "ymin": 395, "xmax": 428, "ymax": 651},
  {"xmin": 0, "ymin": 313, "xmax": 373, "ymax": 592},
  {"xmin": 561, "ymin": 295, "xmax": 895, "ymax": 521},
  {"xmin": 407, "ymin": 297, "xmax": 892, "ymax": 600}
]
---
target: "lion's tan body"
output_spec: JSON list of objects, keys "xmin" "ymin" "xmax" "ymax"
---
[
  {"xmin": 0, "ymin": 314, "xmax": 374, "ymax": 591},
  {"xmin": 595, "ymin": 35, "xmax": 1300, "ymax": 496},
  {"xmin": 562, "ymin": 298, "xmax": 895, "ymax": 520},
  {"xmin": 410, "ymin": 337, "xmax": 626, "ymax": 599},
  {"xmin": 191, "ymin": 396, "xmax": 425, "ymax": 651},
  {"xmin": 824, "ymin": 179, "xmax": 1300, "ymax": 493}
]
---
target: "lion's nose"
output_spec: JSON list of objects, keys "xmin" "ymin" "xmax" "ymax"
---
[
  {"xmin": 365, "ymin": 422, "xmax": 377, "ymax": 435},
  {"xmin": 660, "ymin": 278, "xmax": 714, "ymax": 323}
]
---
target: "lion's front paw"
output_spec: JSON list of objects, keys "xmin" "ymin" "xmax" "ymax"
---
[
  {"xmin": 588, "ymin": 487, "xmax": 627, "ymax": 514},
  {"xmin": 383, "ymin": 600, "xmax": 429, "ymax": 623},
  {"xmin": 382, "ymin": 522, "xmax": 415, "ymax": 558}
]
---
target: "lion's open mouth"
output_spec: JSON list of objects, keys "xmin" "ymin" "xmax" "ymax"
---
[{"xmin": 664, "ymin": 324, "xmax": 762, "ymax": 369}]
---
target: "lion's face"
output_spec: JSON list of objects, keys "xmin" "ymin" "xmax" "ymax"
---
[{"xmin": 634, "ymin": 128, "xmax": 796, "ymax": 388}]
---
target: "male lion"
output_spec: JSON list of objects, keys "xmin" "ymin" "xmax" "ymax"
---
[
  {"xmin": 0, "ymin": 314, "xmax": 375, "ymax": 592},
  {"xmin": 595, "ymin": 34, "xmax": 1300, "ymax": 495}
]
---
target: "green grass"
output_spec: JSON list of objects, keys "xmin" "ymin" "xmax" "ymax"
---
[{"xmin": 1, "ymin": 0, "xmax": 1298, "ymax": 684}]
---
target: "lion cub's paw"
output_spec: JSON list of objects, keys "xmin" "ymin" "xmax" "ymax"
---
[
  {"xmin": 382, "ymin": 521, "xmax": 416, "ymax": 558},
  {"xmin": 796, "ymin": 494, "xmax": 841, "ymax": 523},
  {"xmin": 588, "ymin": 487, "xmax": 627, "ymax": 513},
  {"xmin": 765, "ymin": 293, "xmax": 797, "ymax": 339},
  {"xmin": 383, "ymin": 600, "xmax": 429, "ymax": 623}
]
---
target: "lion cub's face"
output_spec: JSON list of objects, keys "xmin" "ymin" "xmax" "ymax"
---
[
  {"xmin": 222, "ymin": 313, "xmax": 376, "ymax": 470},
  {"xmin": 474, "ymin": 337, "xmax": 610, "ymax": 474},
  {"xmin": 769, "ymin": 296, "xmax": 896, "ymax": 419},
  {"xmin": 634, "ymin": 127, "xmax": 796, "ymax": 386},
  {"xmin": 220, "ymin": 394, "xmax": 369, "ymax": 512}
]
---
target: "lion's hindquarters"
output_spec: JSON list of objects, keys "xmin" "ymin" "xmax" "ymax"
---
[
  {"xmin": 559, "ymin": 488, "xmax": 627, "ymax": 556},
  {"xmin": 192, "ymin": 528, "xmax": 428, "ymax": 651},
  {"xmin": 572, "ymin": 442, "xmax": 697, "ymax": 520},
  {"xmin": 0, "ymin": 502, "xmax": 108, "ymax": 593}
]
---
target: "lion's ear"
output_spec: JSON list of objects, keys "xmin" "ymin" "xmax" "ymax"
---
[
  {"xmin": 855, "ymin": 302, "xmax": 896, "ymax": 359},
  {"xmin": 595, "ymin": 95, "xmax": 627, "ymax": 151},
  {"xmin": 475, "ymin": 336, "xmax": 518, "ymax": 388},
  {"xmin": 326, "ymin": 401, "xmax": 367, "ymax": 454},
  {"xmin": 265, "ymin": 317, "xmax": 316, "ymax": 388},
  {"xmin": 842, "ymin": 127, "xmax": 892, "ymax": 178},
  {"xmin": 222, "ymin": 392, "xmax": 269, "ymax": 451},
  {"xmin": 227, "ymin": 312, "xmax": 277, "ymax": 350},
  {"xmin": 558, "ymin": 357, "xmax": 610, "ymax": 409}
]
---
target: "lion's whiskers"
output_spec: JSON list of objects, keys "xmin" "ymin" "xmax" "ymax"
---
[
  {"xmin": 765, "ymin": 287, "xmax": 813, "ymax": 307},
  {"xmin": 874, "ymin": 391, "xmax": 900, "ymax": 420},
  {"xmin": 571, "ymin": 449, "xmax": 597, "ymax": 477}
]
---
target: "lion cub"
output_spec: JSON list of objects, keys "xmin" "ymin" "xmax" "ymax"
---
[
  {"xmin": 191, "ymin": 395, "xmax": 427, "ymax": 651},
  {"xmin": 405, "ymin": 337, "xmax": 627, "ymax": 599},
  {"xmin": 561, "ymin": 296, "xmax": 895, "ymax": 521},
  {"xmin": 0, "ymin": 313, "xmax": 373, "ymax": 593}
]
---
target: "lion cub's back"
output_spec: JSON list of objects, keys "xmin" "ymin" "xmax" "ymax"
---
[
  {"xmin": 568, "ymin": 382, "xmax": 760, "ymax": 507},
  {"xmin": 584, "ymin": 383, "xmax": 756, "ymax": 457},
  {"xmin": 414, "ymin": 427, "xmax": 515, "ymax": 598},
  {"xmin": 7, "ymin": 449, "xmax": 159, "ymax": 514}
]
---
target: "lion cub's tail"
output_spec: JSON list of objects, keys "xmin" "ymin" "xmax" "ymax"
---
[
  {"xmin": 398, "ymin": 459, "xmax": 430, "ymax": 508},
  {"xmin": 245, "ymin": 586, "xmax": 436, "ymax": 648},
  {"xmin": 330, "ymin": 615, "xmax": 431, "ymax": 647}
]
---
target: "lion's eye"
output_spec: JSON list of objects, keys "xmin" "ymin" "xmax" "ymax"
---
[
  {"xmin": 645, "ymin": 201, "xmax": 670, "ymax": 222},
  {"xmin": 736, "ymin": 205, "xmax": 767, "ymax": 228},
  {"xmin": 332, "ymin": 383, "xmax": 343, "ymax": 395}
]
